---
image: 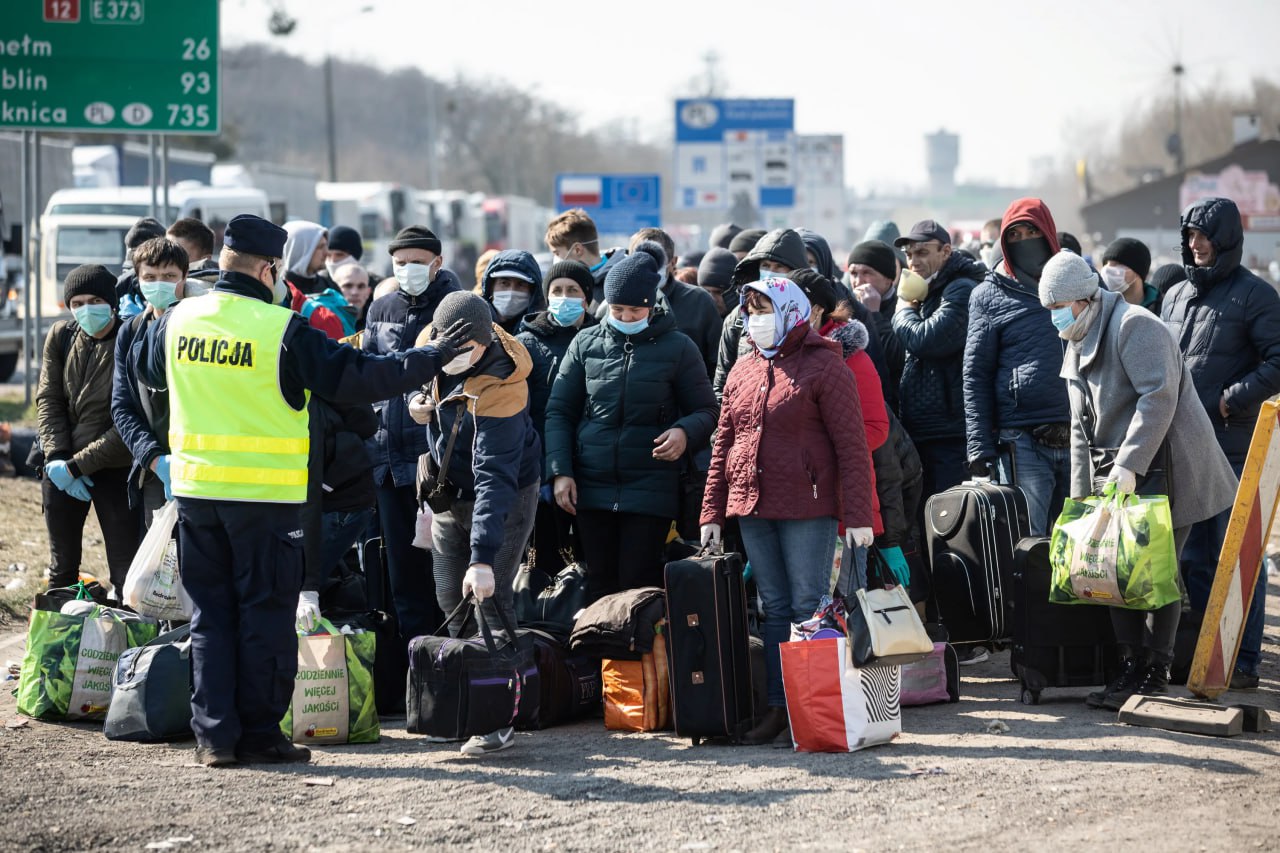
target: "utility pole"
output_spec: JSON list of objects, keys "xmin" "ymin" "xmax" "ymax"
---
[
  {"xmin": 324, "ymin": 55, "xmax": 338, "ymax": 181},
  {"xmin": 1170, "ymin": 62, "xmax": 1185, "ymax": 173}
]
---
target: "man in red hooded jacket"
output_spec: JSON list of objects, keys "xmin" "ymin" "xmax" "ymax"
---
[{"xmin": 962, "ymin": 199, "xmax": 1073, "ymax": 537}]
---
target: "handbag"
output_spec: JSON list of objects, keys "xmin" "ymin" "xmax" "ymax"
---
[
  {"xmin": 846, "ymin": 584, "xmax": 934, "ymax": 668},
  {"xmin": 419, "ymin": 401, "xmax": 466, "ymax": 515},
  {"xmin": 406, "ymin": 596, "xmax": 540, "ymax": 739},
  {"xmin": 780, "ymin": 636, "xmax": 901, "ymax": 752},
  {"xmin": 513, "ymin": 550, "xmax": 588, "ymax": 641},
  {"xmin": 104, "ymin": 624, "xmax": 194, "ymax": 742}
]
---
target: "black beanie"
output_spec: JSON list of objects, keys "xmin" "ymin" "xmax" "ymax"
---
[
  {"xmin": 729, "ymin": 228, "xmax": 766, "ymax": 254},
  {"xmin": 64, "ymin": 264, "xmax": 119, "ymax": 310},
  {"xmin": 678, "ymin": 250, "xmax": 704, "ymax": 270},
  {"xmin": 788, "ymin": 268, "xmax": 839, "ymax": 314},
  {"xmin": 1057, "ymin": 231, "xmax": 1082, "ymax": 255},
  {"xmin": 709, "ymin": 222, "xmax": 743, "ymax": 250},
  {"xmin": 126, "ymin": 217, "xmax": 166, "ymax": 250},
  {"xmin": 847, "ymin": 240, "xmax": 898, "ymax": 282},
  {"xmin": 545, "ymin": 259, "xmax": 594, "ymax": 301},
  {"xmin": 431, "ymin": 291, "xmax": 494, "ymax": 346},
  {"xmin": 328, "ymin": 225, "xmax": 363, "ymax": 260},
  {"xmin": 1149, "ymin": 262, "xmax": 1187, "ymax": 296},
  {"xmin": 387, "ymin": 225, "xmax": 442, "ymax": 256},
  {"xmin": 604, "ymin": 251, "xmax": 661, "ymax": 307},
  {"xmin": 1100, "ymin": 237, "xmax": 1152, "ymax": 281},
  {"xmin": 698, "ymin": 248, "xmax": 737, "ymax": 290}
]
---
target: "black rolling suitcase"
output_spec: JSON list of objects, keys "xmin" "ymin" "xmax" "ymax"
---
[
  {"xmin": 925, "ymin": 480, "xmax": 1029, "ymax": 645},
  {"xmin": 359, "ymin": 536, "xmax": 409, "ymax": 715},
  {"xmin": 1010, "ymin": 536, "xmax": 1118, "ymax": 704},
  {"xmin": 663, "ymin": 548, "xmax": 754, "ymax": 744}
]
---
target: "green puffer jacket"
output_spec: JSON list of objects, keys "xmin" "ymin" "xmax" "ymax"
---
[
  {"xmin": 36, "ymin": 319, "xmax": 133, "ymax": 477},
  {"xmin": 544, "ymin": 307, "xmax": 718, "ymax": 518}
]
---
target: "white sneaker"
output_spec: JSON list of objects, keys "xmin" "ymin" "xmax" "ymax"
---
[
  {"xmin": 459, "ymin": 727, "xmax": 515, "ymax": 755},
  {"xmin": 957, "ymin": 645, "xmax": 990, "ymax": 666}
]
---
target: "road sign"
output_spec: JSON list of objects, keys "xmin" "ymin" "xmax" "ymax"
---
[
  {"xmin": 1, "ymin": 0, "xmax": 219, "ymax": 134},
  {"xmin": 674, "ymin": 99, "xmax": 795, "ymax": 213},
  {"xmin": 1189, "ymin": 400, "xmax": 1280, "ymax": 699},
  {"xmin": 555, "ymin": 173, "xmax": 661, "ymax": 237}
]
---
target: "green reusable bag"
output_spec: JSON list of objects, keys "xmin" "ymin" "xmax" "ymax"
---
[
  {"xmin": 16, "ymin": 598, "xmax": 159, "ymax": 720},
  {"xmin": 281, "ymin": 618, "xmax": 379, "ymax": 745},
  {"xmin": 1049, "ymin": 485, "xmax": 1180, "ymax": 611}
]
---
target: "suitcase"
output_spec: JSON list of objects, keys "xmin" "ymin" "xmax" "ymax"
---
[
  {"xmin": 1010, "ymin": 536, "xmax": 1118, "ymax": 704},
  {"xmin": 103, "ymin": 624, "xmax": 193, "ymax": 742},
  {"xmin": 516, "ymin": 628, "xmax": 602, "ymax": 729},
  {"xmin": 359, "ymin": 537, "xmax": 408, "ymax": 715},
  {"xmin": 925, "ymin": 480, "xmax": 1029, "ymax": 645},
  {"xmin": 663, "ymin": 549, "xmax": 754, "ymax": 744}
]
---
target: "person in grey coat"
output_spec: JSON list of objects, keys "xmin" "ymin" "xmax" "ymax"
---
[{"xmin": 1040, "ymin": 251, "xmax": 1237, "ymax": 710}]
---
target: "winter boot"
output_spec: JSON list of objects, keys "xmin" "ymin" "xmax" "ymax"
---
[
  {"xmin": 742, "ymin": 707, "xmax": 788, "ymax": 745},
  {"xmin": 1130, "ymin": 660, "xmax": 1172, "ymax": 700},
  {"xmin": 1087, "ymin": 648, "xmax": 1143, "ymax": 709}
]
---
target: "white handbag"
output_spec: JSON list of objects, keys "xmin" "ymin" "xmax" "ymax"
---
[{"xmin": 847, "ymin": 585, "xmax": 933, "ymax": 668}]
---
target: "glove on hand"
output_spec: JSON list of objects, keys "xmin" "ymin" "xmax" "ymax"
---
[
  {"xmin": 408, "ymin": 392, "xmax": 436, "ymax": 425},
  {"xmin": 846, "ymin": 527, "xmax": 874, "ymax": 549},
  {"xmin": 967, "ymin": 457, "xmax": 995, "ymax": 479},
  {"xmin": 1108, "ymin": 465, "xmax": 1137, "ymax": 495},
  {"xmin": 700, "ymin": 523, "xmax": 722, "ymax": 550},
  {"xmin": 432, "ymin": 319, "xmax": 474, "ymax": 363},
  {"xmin": 879, "ymin": 546, "xmax": 912, "ymax": 588},
  {"xmin": 296, "ymin": 591, "xmax": 321, "ymax": 633},
  {"xmin": 66, "ymin": 476, "xmax": 93, "ymax": 503},
  {"xmin": 462, "ymin": 564, "xmax": 495, "ymax": 602},
  {"xmin": 153, "ymin": 455, "xmax": 173, "ymax": 501},
  {"xmin": 45, "ymin": 460, "xmax": 75, "ymax": 491}
]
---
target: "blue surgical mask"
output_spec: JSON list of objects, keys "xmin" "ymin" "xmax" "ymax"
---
[
  {"xmin": 607, "ymin": 314, "xmax": 649, "ymax": 336},
  {"xmin": 140, "ymin": 280, "xmax": 179, "ymax": 310},
  {"xmin": 1050, "ymin": 305, "xmax": 1076, "ymax": 332},
  {"xmin": 548, "ymin": 295, "xmax": 585, "ymax": 327},
  {"xmin": 394, "ymin": 261, "xmax": 434, "ymax": 296},
  {"xmin": 72, "ymin": 303, "xmax": 115, "ymax": 336}
]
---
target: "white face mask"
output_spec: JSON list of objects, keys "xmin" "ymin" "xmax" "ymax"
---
[
  {"xmin": 491, "ymin": 290, "xmax": 530, "ymax": 318},
  {"xmin": 1101, "ymin": 265, "xmax": 1130, "ymax": 293},
  {"xmin": 441, "ymin": 347, "xmax": 478, "ymax": 375},
  {"xmin": 395, "ymin": 261, "xmax": 434, "ymax": 296},
  {"xmin": 184, "ymin": 278, "xmax": 214, "ymax": 298},
  {"xmin": 746, "ymin": 312, "xmax": 776, "ymax": 350}
]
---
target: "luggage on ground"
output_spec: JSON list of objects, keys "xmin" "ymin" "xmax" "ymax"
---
[
  {"xmin": 663, "ymin": 547, "xmax": 754, "ymax": 744},
  {"xmin": 406, "ymin": 598, "xmax": 540, "ymax": 739},
  {"xmin": 516, "ymin": 628, "xmax": 602, "ymax": 729},
  {"xmin": 1010, "ymin": 536, "xmax": 1118, "ymax": 705},
  {"xmin": 846, "ymin": 584, "xmax": 934, "ymax": 668},
  {"xmin": 925, "ymin": 480, "xmax": 1029, "ymax": 644},
  {"xmin": 780, "ymin": 634, "xmax": 901, "ymax": 752},
  {"xmin": 513, "ymin": 558, "xmax": 588, "ymax": 641},
  {"xmin": 602, "ymin": 632, "xmax": 670, "ymax": 732},
  {"xmin": 568, "ymin": 587, "xmax": 666, "ymax": 660},
  {"xmin": 359, "ymin": 536, "xmax": 408, "ymax": 715},
  {"xmin": 281, "ymin": 619, "xmax": 379, "ymax": 745},
  {"xmin": 899, "ymin": 642, "xmax": 960, "ymax": 706},
  {"xmin": 104, "ymin": 624, "xmax": 193, "ymax": 741}
]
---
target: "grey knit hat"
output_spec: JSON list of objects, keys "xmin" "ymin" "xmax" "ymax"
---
[
  {"xmin": 1038, "ymin": 250, "xmax": 1101, "ymax": 307},
  {"xmin": 698, "ymin": 248, "xmax": 737, "ymax": 290},
  {"xmin": 431, "ymin": 291, "xmax": 494, "ymax": 346}
]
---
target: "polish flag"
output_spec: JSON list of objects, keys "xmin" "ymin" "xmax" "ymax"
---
[{"xmin": 560, "ymin": 176, "xmax": 602, "ymax": 207}]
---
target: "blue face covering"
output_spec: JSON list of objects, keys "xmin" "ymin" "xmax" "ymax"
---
[
  {"xmin": 1050, "ymin": 305, "xmax": 1076, "ymax": 332},
  {"xmin": 607, "ymin": 314, "xmax": 649, "ymax": 336},
  {"xmin": 72, "ymin": 303, "xmax": 115, "ymax": 335},
  {"xmin": 548, "ymin": 295, "xmax": 585, "ymax": 327},
  {"xmin": 140, "ymin": 280, "xmax": 179, "ymax": 310}
]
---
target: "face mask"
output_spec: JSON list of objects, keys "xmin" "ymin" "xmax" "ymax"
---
[
  {"xmin": 1049, "ymin": 305, "xmax": 1076, "ymax": 332},
  {"xmin": 395, "ymin": 262, "xmax": 434, "ymax": 296},
  {"xmin": 325, "ymin": 256, "xmax": 357, "ymax": 279},
  {"xmin": 548, "ymin": 295, "xmax": 585, "ymax": 326},
  {"xmin": 140, "ymin": 279, "xmax": 179, "ymax": 310},
  {"xmin": 491, "ymin": 290, "xmax": 530, "ymax": 319},
  {"xmin": 1007, "ymin": 237, "xmax": 1053, "ymax": 282},
  {"xmin": 607, "ymin": 314, "xmax": 649, "ymax": 336},
  {"xmin": 746, "ymin": 313, "xmax": 777, "ymax": 350},
  {"xmin": 1101, "ymin": 265, "xmax": 1130, "ymax": 293},
  {"xmin": 273, "ymin": 275, "xmax": 289, "ymax": 306},
  {"xmin": 441, "ymin": 348, "xmax": 477, "ymax": 375},
  {"xmin": 810, "ymin": 266, "xmax": 821, "ymax": 274},
  {"xmin": 183, "ymin": 278, "xmax": 214, "ymax": 298},
  {"xmin": 72, "ymin": 303, "xmax": 114, "ymax": 336}
]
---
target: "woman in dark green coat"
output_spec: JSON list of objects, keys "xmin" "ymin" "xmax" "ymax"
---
[{"xmin": 545, "ymin": 250, "xmax": 718, "ymax": 602}]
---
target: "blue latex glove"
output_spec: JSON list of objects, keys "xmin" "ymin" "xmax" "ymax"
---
[
  {"xmin": 153, "ymin": 455, "xmax": 173, "ymax": 501},
  {"xmin": 879, "ymin": 546, "xmax": 912, "ymax": 588},
  {"xmin": 45, "ymin": 459, "xmax": 75, "ymax": 491},
  {"xmin": 66, "ymin": 475, "xmax": 93, "ymax": 503}
]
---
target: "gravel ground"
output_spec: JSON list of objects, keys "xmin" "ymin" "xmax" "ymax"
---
[{"xmin": 1, "ymin": 476, "xmax": 1277, "ymax": 852}]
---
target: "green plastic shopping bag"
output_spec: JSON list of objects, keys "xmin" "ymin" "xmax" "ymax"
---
[
  {"xmin": 280, "ymin": 618, "xmax": 379, "ymax": 744},
  {"xmin": 16, "ymin": 594, "xmax": 159, "ymax": 720},
  {"xmin": 1049, "ymin": 485, "xmax": 1180, "ymax": 611}
]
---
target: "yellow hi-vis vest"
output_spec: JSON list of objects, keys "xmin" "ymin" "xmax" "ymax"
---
[{"xmin": 166, "ymin": 291, "xmax": 310, "ymax": 503}]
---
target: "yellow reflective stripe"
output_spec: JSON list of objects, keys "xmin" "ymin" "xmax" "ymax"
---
[
  {"xmin": 171, "ymin": 433, "xmax": 309, "ymax": 455},
  {"xmin": 174, "ymin": 461, "xmax": 308, "ymax": 488}
]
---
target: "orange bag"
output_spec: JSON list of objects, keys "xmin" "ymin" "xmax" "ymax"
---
[{"xmin": 602, "ymin": 628, "xmax": 670, "ymax": 732}]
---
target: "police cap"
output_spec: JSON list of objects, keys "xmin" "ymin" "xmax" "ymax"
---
[{"xmin": 224, "ymin": 214, "xmax": 288, "ymax": 259}]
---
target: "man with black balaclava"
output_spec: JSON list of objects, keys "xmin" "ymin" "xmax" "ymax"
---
[{"xmin": 963, "ymin": 198, "xmax": 1072, "ymax": 537}]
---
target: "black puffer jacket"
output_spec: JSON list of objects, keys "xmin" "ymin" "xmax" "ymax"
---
[
  {"xmin": 544, "ymin": 306, "xmax": 718, "ymax": 519},
  {"xmin": 516, "ymin": 310, "xmax": 597, "ymax": 479},
  {"xmin": 891, "ymin": 252, "xmax": 985, "ymax": 442},
  {"xmin": 1162, "ymin": 197, "xmax": 1280, "ymax": 463}
]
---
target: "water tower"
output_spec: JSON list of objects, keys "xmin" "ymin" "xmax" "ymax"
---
[{"xmin": 925, "ymin": 130, "xmax": 959, "ymax": 196}]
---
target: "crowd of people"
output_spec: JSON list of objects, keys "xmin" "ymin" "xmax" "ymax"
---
[{"xmin": 33, "ymin": 192, "xmax": 1279, "ymax": 763}]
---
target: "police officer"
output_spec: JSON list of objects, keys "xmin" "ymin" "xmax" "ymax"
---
[{"xmin": 140, "ymin": 215, "xmax": 472, "ymax": 767}]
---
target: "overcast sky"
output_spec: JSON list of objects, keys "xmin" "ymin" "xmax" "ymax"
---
[{"xmin": 224, "ymin": 0, "xmax": 1280, "ymax": 191}]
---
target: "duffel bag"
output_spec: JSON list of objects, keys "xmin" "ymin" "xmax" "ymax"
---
[
  {"xmin": 516, "ymin": 628, "xmax": 601, "ymax": 730},
  {"xmin": 104, "ymin": 624, "xmax": 193, "ymax": 741},
  {"xmin": 406, "ymin": 597, "xmax": 540, "ymax": 739}
]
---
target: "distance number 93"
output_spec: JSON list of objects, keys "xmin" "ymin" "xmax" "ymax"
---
[
  {"xmin": 181, "ymin": 71, "xmax": 211, "ymax": 95},
  {"xmin": 167, "ymin": 103, "xmax": 210, "ymax": 128}
]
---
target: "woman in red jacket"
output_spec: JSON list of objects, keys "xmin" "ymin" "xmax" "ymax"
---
[{"xmin": 701, "ymin": 276, "xmax": 876, "ymax": 745}]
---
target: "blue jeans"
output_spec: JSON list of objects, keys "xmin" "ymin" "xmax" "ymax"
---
[
  {"xmin": 1181, "ymin": 460, "xmax": 1265, "ymax": 675},
  {"xmin": 995, "ymin": 429, "xmax": 1071, "ymax": 536},
  {"xmin": 319, "ymin": 508, "xmax": 376, "ymax": 587},
  {"xmin": 739, "ymin": 515, "xmax": 838, "ymax": 707}
]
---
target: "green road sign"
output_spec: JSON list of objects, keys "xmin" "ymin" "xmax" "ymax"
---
[{"xmin": 1, "ymin": 0, "xmax": 219, "ymax": 133}]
